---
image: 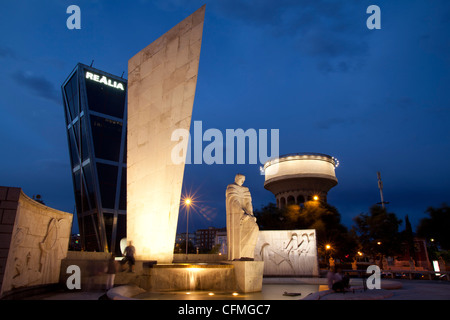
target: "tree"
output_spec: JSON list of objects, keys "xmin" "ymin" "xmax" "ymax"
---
[
  {"xmin": 253, "ymin": 202, "xmax": 285, "ymax": 230},
  {"xmin": 417, "ymin": 203, "xmax": 450, "ymax": 250},
  {"xmin": 209, "ymin": 244, "xmax": 222, "ymax": 254},
  {"xmin": 401, "ymin": 215, "xmax": 416, "ymax": 261},
  {"xmin": 174, "ymin": 240, "xmax": 195, "ymax": 254},
  {"xmin": 353, "ymin": 205, "xmax": 403, "ymax": 266}
]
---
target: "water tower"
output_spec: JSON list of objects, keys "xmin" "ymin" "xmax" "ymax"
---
[{"xmin": 263, "ymin": 153, "xmax": 339, "ymax": 208}]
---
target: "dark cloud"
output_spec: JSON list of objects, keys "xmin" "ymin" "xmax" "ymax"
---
[
  {"xmin": 213, "ymin": 0, "xmax": 371, "ymax": 73},
  {"xmin": 152, "ymin": 0, "xmax": 372, "ymax": 73},
  {"xmin": 315, "ymin": 116, "xmax": 357, "ymax": 130},
  {"xmin": 0, "ymin": 46, "xmax": 17, "ymax": 59},
  {"xmin": 214, "ymin": 0, "xmax": 298, "ymax": 26},
  {"xmin": 153, "ymin": 0, "xmax": 201, "ymax": 12},
  {"xmin": 416, "ymin": 2, "xmax": 450, "ymax": 61},
  {"xmin": 11, "ymin": 71, "xmax": 60, "ymax": 104}
]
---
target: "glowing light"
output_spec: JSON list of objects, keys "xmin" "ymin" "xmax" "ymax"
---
[
  {"xmin": 433, "ymin": 260, "xmax": 440, "ymax": 276},
  {"xmin": 325, "ymin": 244, "xmax": 331, "ymax": 250},
  {"xmin": 313, "ymin": 195, "xmax": 319, "ymax": 201},
  {"xmin": 332, "ymin": 157, "xmax": 340, "ymax": 168},
  {"xmin": 208, "ymin": 292, "xmax": 215, "ymax": 296},
  {"xmin": 259, "ymin": 166, "xmax": 265, "ymax": 175},
  {"xmin": 85, "ymin": 71, "xmax": 125, "ymax": 90},
  {"xmin": 187, "ymin": 266, "xmax": 201, "ymax": 271},
  {"xmin": 357, "ymin": 251, "xmax": 363, "ymax": 256},
  {"xmin": 181, "ymin": 191, "xmax": 199, "ymax": 210},
  {"xmin": 232, "ymin": 292, "xmax": 239, "ymax": 296}
]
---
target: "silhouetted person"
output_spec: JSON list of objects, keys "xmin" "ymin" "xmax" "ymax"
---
[
  {"xmin": 122, "ymin": 241, "xmax": 136, "ymax": 272},
  {"xmin": 328, "ymin": 266, "xmax": 350, "ymax": 293}
]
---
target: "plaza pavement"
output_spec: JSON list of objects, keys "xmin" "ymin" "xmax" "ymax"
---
[{"xmin": 22, "ymin": 279, "xmax": 450, "ymax": 300}]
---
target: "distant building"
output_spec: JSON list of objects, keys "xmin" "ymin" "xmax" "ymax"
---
[
  {"xmin": 62, "ymin": 63, "xmax": 127, "ymax": 254},
  {"xmin": 263, "ymin": 153, "xmax": 339, "ymax": 208},
  {"xmin": 174, "ymin": 232, "xmax": 196, "ymax": 253},
  {"xmin": 214, "ymin": 229, "xmax": 228, "ymax": 255},
  {"xmin": 175, "ymin": 232, "xmax": 196, "ymax": 244},
  {"xmin": 195, "ymin": 227, "xmax": 226, "ymax": 252},
  {"xmin": 395, "ymin": 237, "xmax": 431, "ymax": 270}
]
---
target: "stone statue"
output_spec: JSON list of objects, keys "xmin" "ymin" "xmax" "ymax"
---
[{"xmin": 226, "ymin": 174, "xmax": 259, "ymax": 260}]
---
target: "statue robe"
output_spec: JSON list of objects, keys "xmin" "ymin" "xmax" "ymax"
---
[{"xmin": 226, "ymin": 183, "xmax": 259, "ymax": 260}]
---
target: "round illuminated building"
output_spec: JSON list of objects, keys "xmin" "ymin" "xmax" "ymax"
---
[{"xmin": 263, "ymin": 153, "xmax": 339, "ymax": 208}]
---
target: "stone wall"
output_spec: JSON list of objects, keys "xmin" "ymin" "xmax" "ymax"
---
[
  {"xmin": 173, "ymin": 253, "xmax": 228, "ymax": 263},
  {"xmin": 0, "ymin": 187, "xmax": 21, "ymax": 293},
  {"xmin": 0, "ymin": 186, "xmax": 73, "ymax": 298},
  {"xmin": 255, "ymin": 229, "xmax": 319, "ymax": 276},
  {"xmin": 59, "ymin": 251, "xmax": 111, "ymax": 290}
]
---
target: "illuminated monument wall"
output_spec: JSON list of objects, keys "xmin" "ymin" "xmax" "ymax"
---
[
  {"xmin": 62, "ymin": 63, "xmax": 127, "ymax": 254},
  {"xmin": 127, "ymin": 6, "xmax": 205, "ymax": 262}
]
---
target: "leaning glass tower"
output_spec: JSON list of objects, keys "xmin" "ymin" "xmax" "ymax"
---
[{"xmin": 61, "ymin": 63, "xmax": 127, "ymax": 254}]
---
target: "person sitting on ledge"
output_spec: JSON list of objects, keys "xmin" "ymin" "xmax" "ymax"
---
[
  {"xmin": 327, "ymin": 266, "xmax": 351, "ymax": 293},
  {"xmin": 121, "ymin": 241, "xmax": 136, "ymax": 273}
]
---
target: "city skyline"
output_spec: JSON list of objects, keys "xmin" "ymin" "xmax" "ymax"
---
[{"xmin": 1, "ymin": 1, "xmax": 449, "ymax": 236}]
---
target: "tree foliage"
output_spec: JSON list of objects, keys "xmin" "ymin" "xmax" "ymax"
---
[
  {"xmin": 352, "ymin": 205, "xmax": 403, "ymax": 261},
  {"xmin": 401, "ymin": 215, "xmax": 415, "ymax": 260},
  {"xmin": 417, "ymin": 203, "xmax": 450, "ymax": 250}
]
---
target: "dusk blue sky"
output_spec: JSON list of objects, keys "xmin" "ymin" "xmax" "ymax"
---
[{"xmin": 1, "ymin": 1, "xmax": 449, "ymax": 235}]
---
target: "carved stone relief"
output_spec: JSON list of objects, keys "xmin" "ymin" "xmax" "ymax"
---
[{"xmin": 255, "ymin": 230, "xmax": 319, "ymax": 276}]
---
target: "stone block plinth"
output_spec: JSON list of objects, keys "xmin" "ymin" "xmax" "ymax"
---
[{"xmin": 228, "ymin": 261, "xmax": 264, "ymax": 293}]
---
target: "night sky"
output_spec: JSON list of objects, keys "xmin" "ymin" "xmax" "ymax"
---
[{"xmin": 1, "ymin": 1, "xmax": 449, "ymax": 235}]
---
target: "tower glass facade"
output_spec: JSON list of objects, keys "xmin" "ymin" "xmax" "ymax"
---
[{"xmin": 62, "ymin": 63, "xmax": 127, "ymax": 254}]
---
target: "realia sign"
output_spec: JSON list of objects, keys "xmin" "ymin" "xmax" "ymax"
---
[{"xmin": 85, "ymin": 71, "xmax": 125, "ymax": 91}]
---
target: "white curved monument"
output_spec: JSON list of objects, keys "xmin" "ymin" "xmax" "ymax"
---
[
  {"xmin": 225, "ymin": 174, "xmax": 259, "ymax": 261},
  {"xmin": 127, "ymin": 6, "xmax": 205, "ymax": 263}
]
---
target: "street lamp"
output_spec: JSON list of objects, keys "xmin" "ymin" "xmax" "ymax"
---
[
  {"xmin": 325, "ymin": 244, "xmax": 332, "ymax": 267},
  {"xmin": 185, "ymin": 198, "xmax": 192, "ymax": 257},
  {"xmin": 313, "ymin": 195, "xmax": 319, "ymax": 201}
]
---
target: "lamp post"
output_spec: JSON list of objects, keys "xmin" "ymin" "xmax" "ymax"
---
[
  {"xmin": 325, "ymin": 244, "xmax": 332, "ymax": 267},
  {"xmin": 185, "ymin": 198, "xmax": 191, "ymax": 258}
]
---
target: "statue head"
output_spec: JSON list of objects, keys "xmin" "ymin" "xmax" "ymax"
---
[{"xmin": 235, "ymin": 174, "xmax": 245, "ymax": 186}]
